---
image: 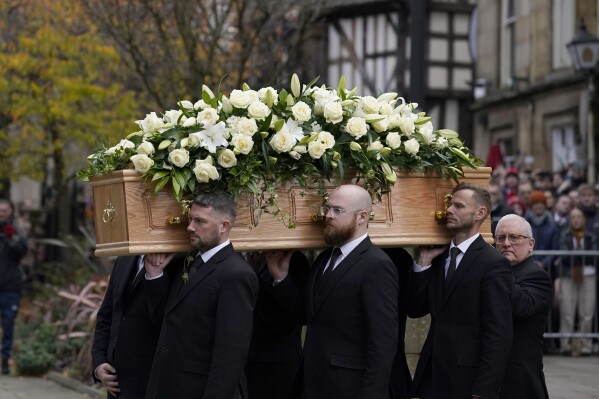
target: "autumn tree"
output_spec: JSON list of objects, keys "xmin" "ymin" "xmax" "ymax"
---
[
  {"xmin": 0, "ymin": 0, "xmax": 139, "ymax": 242},
  {"xmin": 83, "ymin": 0, "xmax": 329, "ymax": 111}
]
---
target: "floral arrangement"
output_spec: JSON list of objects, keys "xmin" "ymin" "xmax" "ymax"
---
[{"xmin": 78, "ymin": 75, "xmax": 482, "ymax": 226}]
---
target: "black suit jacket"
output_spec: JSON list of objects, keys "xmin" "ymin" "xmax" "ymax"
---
[
  {"xmin": 408, "ymin": 235, "xmax": 513, "ymax": 399},
  {"xmin": 245, "ymin": 251, "xmax": 309, "ymax": 399},
  {"xmin": 144, "ymin": 244, "xmax": 259, "ymax": 399},
  {"xmin": 499, "ymin": 257, "xmax": 551, "ymax": 399},
  {"xmin": 91, "ymin": 256, "xmax": 162, "ymax": 399},
  {"xmin": 302, "ymin": 237, "xmax": 399, "ymax": 399},
  {"xmin": 383, "ymin": 247, "xmax": 413, "ymax": 399}
]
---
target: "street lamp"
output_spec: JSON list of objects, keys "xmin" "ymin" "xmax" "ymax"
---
[{"xmin": 567, "ymin": 19, "xmax": 599, "ymax": 182}]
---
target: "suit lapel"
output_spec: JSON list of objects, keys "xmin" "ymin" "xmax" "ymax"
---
[
  {"xmin": 442, "ymin": 236, "xmax": 485, "ymax": 302},
  {"xmin": 114, "ymin": 256, "xmax": 138, "ymax": 303},
  {"xmin": 311, "ymin": 238, "xmax": 371, "ymax": 317},
  {"xmin": 166, "ymin": 244, "xmax": 234, "ymax": 313}
]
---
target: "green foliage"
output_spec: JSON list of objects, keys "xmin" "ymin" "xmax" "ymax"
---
[
  {"xmin": 14, "ymin": 324, "xmax": 57, "ymax": 376},
  {"xmin": 0, "ymin": 0, "xmax": 140, "ymax": 185}
]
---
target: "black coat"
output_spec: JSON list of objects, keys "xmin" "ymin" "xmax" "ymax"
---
[
  {"xmin": 245, "ymin": 251, "xmax": 309, "ymax": 399},
  {"xmin": 144, "ymin": 244, "xmax": 259, "ymax": 399},
  {"xmin": 301, "ymin": 237, "xmax": 399, "ymax": 399},
  {"xmin": 499, "ymin": 257, "xmax": 551, "ymax": 399},
  {"xmin": 408, "ymin": 235, "xmax": 513, "ymax": 399},
  {"xmin": 91, "ymin": 256, "xmax": 162, "ymax": 399}
]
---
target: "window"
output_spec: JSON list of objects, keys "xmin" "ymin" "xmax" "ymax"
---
[
  {"xmin": 552, "ymin": 0, "xmax": 575, "ymax": 69},
  {"xmin": 500, "ymin": 0, "xmax": 516, "ymax": 87}
]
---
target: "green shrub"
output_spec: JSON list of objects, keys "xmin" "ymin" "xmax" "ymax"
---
[{"xmin": 14, "ymin": 325, "xmax": 57, "ymax": 376}]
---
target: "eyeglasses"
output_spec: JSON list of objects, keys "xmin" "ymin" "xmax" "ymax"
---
[
  {"xmin": 495, "ymin": 234, "xmax": 531, "ymax": 244},
  {"xmin": 322, "ymin": 206, "xmax": 364, "ymax": 217}
]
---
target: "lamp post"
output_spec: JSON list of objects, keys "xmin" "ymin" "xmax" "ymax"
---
[{"xmin": 567, "ymin": 19, "xmax": 599, "ymax": 183}]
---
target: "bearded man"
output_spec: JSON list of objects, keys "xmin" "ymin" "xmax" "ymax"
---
[
  {"xmin": 143, "ymin": 191, "xmax": 259, "ymax": 399},
  {"xmin": 267, "ymin": 184, "xmax": 401, "ymax": 398}
]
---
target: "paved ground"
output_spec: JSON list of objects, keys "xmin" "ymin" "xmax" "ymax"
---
[{"xmin": 0, "ymin": 355, "xmax": 597, "ymax": 398}]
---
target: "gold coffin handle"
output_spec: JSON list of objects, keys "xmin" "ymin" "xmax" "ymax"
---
[
  {"xmin": 167, "ymin": 199, "xmax": 192, "ymax": 225},
  {"xmin": 102, "ymin": 201, "xmax": 116, "ymax": 224},
  {"xmin": 435, "ymin": 193, "xmax": 453, "ymax": 223}
]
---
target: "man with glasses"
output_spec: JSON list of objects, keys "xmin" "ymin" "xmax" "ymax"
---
[
  {"xmin": 495, "ymin": 214, "xmax": 552, "ymax": 399},
  {"xmin": 408, "ymin": 183, "xmax": 513, "ymax": 399},
  {"xmin": 266, "ymin": 184, "xmax": 401, "ymax": 398}
]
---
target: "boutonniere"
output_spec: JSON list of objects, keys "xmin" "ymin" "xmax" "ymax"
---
[{"xmin": 181, "ymin": 251, "xmax": 198, "ymax": 284}]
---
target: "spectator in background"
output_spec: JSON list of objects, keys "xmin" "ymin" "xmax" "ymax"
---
[
  {"xmin": 508, "ymin": 197, "xmax": 527, "ymax": 217},
  {"xmin": 553, "ymin": 194, "xmax": 574, "ymax": 232},
  {"xmin": 534, "ymin": 171, "xmax": 553, "ymax": 191},
  {"xmin": 504, "ymin": 167, "xmax": 520, "ymax": 200},
  {"xmin": 568, "ymin": 161, "xmax": 586, "ymax": 188},
  {"xmin": 577, "ymin": 184, "xmax": 599, "ymax": 236},
  {"xmin": 518, "ymin": 180, "xmax": 534, "ymax": 208},
  {"xmin": 544, "ymin": 190, "xmax": 556, "ymax": 211},
  {"xmin": 553, "ymin": 170, "xmax": 572, "ymax": 196},
  {"xmin": 489, "ymin": 183, "xmax": 514, "ymax": 236},
  {"xmin": 569, "ymin": 189, "xmax": 581, "ymax": 207},
  {"xmin": 558, "ymin": 207, "xmax": 597, "ymax": 356},
  {"xmin": 0, "ymin": 199, "xmax": 28, "ymax": 375},
  {"xmin": 525, "ymin": 191, "xmax": 560, "ymax": 274}
]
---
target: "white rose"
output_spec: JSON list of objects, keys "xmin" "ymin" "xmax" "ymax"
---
[
  {"xmin": 246, "ymin": 90, "xmax": 259, "ymax": 104},
  {"xmin": 198, "ymin": 108, "xmax": 220, "ymax": 126},
  {"xmin": 258, "ymin": 87, "xmax": 278, "ymax": 105},
  {"xmin": 217, "ymin": 149, "xmax": 237, "ymax": 168},
  {"xmin": 248, "ymin": 101, "xmax": 271, "ymax": 120},
  {"xmin": 130, "ymin": 154, "xmax": 154, "ymax": 174},
  {"xmin": 231, "ymin": 134, "xmax": 254, "ymax": 155},
  {"xmin": 136, "ymin": 112, "xmax": 164, "ymax": 133},
  {"xmin": 182, "ymin": 117, "xmax": 198, "ymax": 127},
  {"xmin": 291, "ymin": 101, "xmax": 312, "ymax": 122},
  {"xmin": 292, "ymin": 145, "xmax": 307, "ymax": 154},
  {"xmin": 193, "ymin": 158, "xmax": 219, "ymax": 183},
  {"xmin": 105, "ymin": 139, "xmax": 135, "ymax": 155},
  {"xmin": 229, "ymin": 89, "xmax": 252, "ymax": 109},
  {"xmin": 168, "ymin": 148, "xmax": 190, "ymax": 167},
  {"xmin": 179, "ymin": 100, "xmax": 194, "ymax": 109},
  {"xmin": 187, "ymin": 132, "xmax": 203, "ymax": 148},
  {"xmin": 345, "ymin": 117, "xmax": 368, "ymax": 138},
  {"xmin": 386, "ymin": 132, "xmax": 402, "ymax": 149},
  {"xmin": 398, "ymin": 116, "xmax": 415, "ymax": 136},
  {"xmin": 323, "ymin": 102, "xmax": 344, "ymax": 124},
  {"xmin": 372, "ymin": 118, "xmax": 390, "ymax": 133},
  {"xmin": 269, "ymin": 131, "xmax": 296, "ymax": 153},
  {"xmin": 164, "ymin": 109, "xmax": 183, "ymax": 124},
  {"xmin": 137, "ymin": 141, "xmax": 155, "ymax": 155},
  {"xmin": 367, "ymin": 141, "xmax": 384, "ymax": 152},
  {"xmin": 404, "ymin": 138, "xmax": 420, "ymax": 155},
  {"xmin": 419, "ymin": 121, "xmax": 434, "ymax": 144},
  {"xmin": 361, "ymin": 96, "xmax": 381, "ymax": 113},
  {"xmin": 194, "ymin": 99, "xmax": 210, "ymax": 110},
  {"xmin": 317, "ymin": 131, "xmax": 335, "ymax": 149},
  {"xmin": 237, "ymin": 117, "xmax": 258, "ymax": 136},
  {"xmin": 308, "ymin": 141, "xmax": 327, "ymax": 159}
]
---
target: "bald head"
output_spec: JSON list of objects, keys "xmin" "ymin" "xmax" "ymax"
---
[{"xmin": 331, "ymin": 185, "xmax": 373, "ymax": 213}]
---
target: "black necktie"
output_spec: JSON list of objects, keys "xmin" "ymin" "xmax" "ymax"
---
[
  {"xmin": 445, "ymin": 247, "xmax": 460, "ymax": 285},
  {"xmin": 189, "ymin": 256, "xmax": 205, "ymax": 277},
  {"xmin": 322, "ymin": 247, "xmax": 342, "ymax": 280}
]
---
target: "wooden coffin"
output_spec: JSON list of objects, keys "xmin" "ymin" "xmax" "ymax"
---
[{"xmin": 89, "ymin": 168, "xmax": 492, "ymax": 256}]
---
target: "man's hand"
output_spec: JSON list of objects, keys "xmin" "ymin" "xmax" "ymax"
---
[
  {"xmin": 95, "ymin": 363, "xmax": 120, "ymax": 396},
  {"xmin": 144, "ymin": 253, "xmax": 177, "ymax": 278},
  {"xmin": 265, "ymin": 250, "xmax": 294, "ymax": 282},
  {"xmin": 416, "ymin": 245, "xmax": 447, "ymax": 267}
]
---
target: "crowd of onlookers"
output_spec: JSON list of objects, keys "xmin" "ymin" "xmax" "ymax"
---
[{"xmin": 489, "ymin": 163, "xmax": 598, "ymax": 356}]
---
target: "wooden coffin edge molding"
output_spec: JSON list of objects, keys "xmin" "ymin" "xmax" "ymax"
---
[{"xmin": 89, "ymin": 167, "xmax": 492, "ymax": 256}]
